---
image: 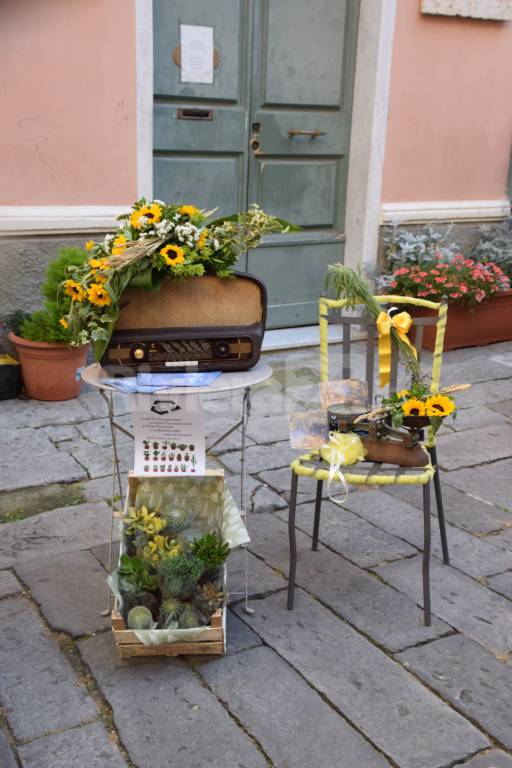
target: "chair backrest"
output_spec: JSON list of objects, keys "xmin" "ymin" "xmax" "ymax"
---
[{"xmin": 319, "ymin": 295, "xmax": 448, "ymax": 405}]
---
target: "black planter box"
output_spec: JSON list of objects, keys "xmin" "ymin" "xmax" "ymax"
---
[{"xmin": 0, "ymin": 355, "xmax": 21, "ymax": 399}]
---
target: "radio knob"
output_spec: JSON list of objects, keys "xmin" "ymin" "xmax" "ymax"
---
[
  {"xmin": 130, "ymin": 343, "xmax": 146, "ymax": 361},
  {"xmin": 214, "ymin": 340, "xmax": 230, "ymax": 358}
]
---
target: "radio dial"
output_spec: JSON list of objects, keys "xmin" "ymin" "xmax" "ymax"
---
[
  {"xmin": 214, "ymin": 340, "xmax": 230, "ymax": 358},
  {"xmin": 131, "ymin": 343, "xmax": 147, "ymax": 361}
]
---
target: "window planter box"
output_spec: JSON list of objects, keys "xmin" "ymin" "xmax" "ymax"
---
[{"xmin": 410, "ymin": 290, "xmax": 512, "ymax": 351}]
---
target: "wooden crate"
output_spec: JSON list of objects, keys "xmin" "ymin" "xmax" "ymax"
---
[{"xmin": 111, "ymin": 470, "xmax": 227, "ymax": 659}]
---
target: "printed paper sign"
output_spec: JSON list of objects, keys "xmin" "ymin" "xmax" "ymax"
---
[
  {"xmin": 131, "ymin": 393, "xmax": 205, "ymax": 476},
  {"xmin": 180, "ymin": 24, "xmax": 214, "ymax": 84}
]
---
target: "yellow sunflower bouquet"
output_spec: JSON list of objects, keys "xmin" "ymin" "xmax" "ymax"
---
[
  {"xmin": 379, "ymin": 384, "xmax": 461, "ymax": 432},
  {"xmin": 61, "ymin": 198, "xmax": 297, "ymax": 360}
]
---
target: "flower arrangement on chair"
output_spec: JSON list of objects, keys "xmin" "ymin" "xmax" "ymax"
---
[{"xmin": 60, "ymin": 199, "xmax": 297, "ymax": 360}]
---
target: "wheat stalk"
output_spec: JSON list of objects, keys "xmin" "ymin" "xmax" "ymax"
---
[{"xmin": 106, "ymin": 237, "xmax": 163, "ymax": 271}]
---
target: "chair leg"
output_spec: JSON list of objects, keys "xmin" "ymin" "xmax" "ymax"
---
[
  {"xmin": 287, "ymin": 472, "xmax": 299, "ymax": 610},
  {"xmin": 422, "ymin": 481, "xmax": 432, "ymax": 627},
  {"xmin": 428, "ymin": 446, "xmax": 450, "ymax": 565},
  {"xmin": 312, "ymin": 479, "xmax": 323, "ymax": 551}
]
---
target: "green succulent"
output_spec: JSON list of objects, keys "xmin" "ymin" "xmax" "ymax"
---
[
  {"xmin": 163, "ymin": 507, "xmax": 191, "ymax": 534},
  {"xmin": 178, "ymin": 603, "xmax": 203, "ymax": 629},
  {"xmin": 117, "ymin": 554, "xmax": 159, "ymax": 593},
  {"xmin": 190, "ymin": 532, "xmax": 230, "ymax": 572},
  {"xmin": 195, "ymin": 582, "xmax": 224, "ymax": 618},
  {"xmin": 127, "ymin": 605, "xmax": 153, "ymax": 630},
  {"xmin": 160, "ymin": 596, "xmax": 184, "ymax": 622},
  {"xmin": 159, "ymin": 554, "xmax": 204, "ymax": 599}
]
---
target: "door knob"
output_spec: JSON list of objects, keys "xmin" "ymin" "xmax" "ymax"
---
[{"xmin": 251, "ymin": 138, "xmax": 261, "ymax": 153}]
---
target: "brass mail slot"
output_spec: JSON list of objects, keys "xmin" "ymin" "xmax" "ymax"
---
[{"xmin": 177, "ymin": 108, "xmax": 213, "ymax": 121}]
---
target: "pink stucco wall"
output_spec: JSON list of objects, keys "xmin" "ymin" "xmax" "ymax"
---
[
  {"xmin": 0, "ymin": 0, "xmax": 137, "ymax": 206},
  {"xmin": 382, "ymin": 1, "xmax": 512, "ymax": 202}
]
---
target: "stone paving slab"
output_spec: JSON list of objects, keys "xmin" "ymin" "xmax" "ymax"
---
[
  {"xmin": 487, "ymin": 571, "xmax": 512, "ymax": 600},
  {"xmin": 0, "ymin": 730, "xmax": 18, "ymax": 768},
  {"xmin": 80, "ymin": 473, "xmax": 129, "ymax": 505},
  {"xmin": 0, "ymin": 501, "xmax": 113, "ymax": 569},
  {"xmin": 455, "ymin": 751, "xmax": 512, "ymax": 767},
  {"xmin": 443, "ymin": 459, "xmax": 512, "ymax": 510},
  {"xmin": 15, "ymin": 551, "xmax": 111, "ymax": 637},
  {"xmin": 76, "ymin": 414, "xmax": 134, "ymax": 445},
  {"xmin": 448, "ymin": 405, "xmax": 510, "ymax": 432},
  {"xmin": 228, "ymin": 546, "xmax": 287, "ymax": 600},
  {"xmin": 344, "ymin": 489, "xmax": 512, "ymax": 578},
  {"xmin": 42, "ymin": 424, "xmax": 81, "ymax": 443},
  {"xmin": 2, "ymin": 427, "xmax": 86, "ymax": 492},
  {"xmin": 233, "ymin": 590, "xmax": 488, "ymax": 768},
  {"xmin": 448, "ymin": 379, "xmax": 512, "ymax": 409},
  {"xmin": 383, "ymin": 483, "xmax": 512, "ymax": 534},
  {"xmin": 0, "ymin": 570, "xmax": 23, "ymax": 598},
  {"xmin": 202, "ymin": 645, "xmax": 392, "ymax": 768},
  {"xmin": 489, "ymin": 400, "xmax": 512, "ymax": 418},
  {"xmin": 398, "ymin": 634, "xmax": 512, "ymax": 749},
  {"xmin": 89, "ymin": 541, "xmax": 121, "ymax": 572},
  {"xmin": 375, "ymin": 556, "xmax": 512, "ymax": 655},
  {"xmin": 0, "ymin": 597, "xmax": 97, "ymax": 741},
  {"xmin": 224, "ymin": 472, "xmax": 287, "ymax": 513},
  {"xmin": 78, "ymin": 633, "xmax": 267, "ymax": 768},
  {"xmin": 248, "ymin": 513, "xmax": 451, "ymax": 652},
  {"xmin": 224, "ymin": 609, "xmax": 262, "ymax": 655},
  {"xmin": 245, "ymin": 413, "xmax": 291, "ymax": 444},
  {"xmin": 436, "ymin": 423, "xmax": 512, "ymax": 470},
  {"xmin": 277, "ymin": 500, "xmax": 418, "ymax": 567},
  {"xmin": 441, "ymin": 357, "xmax": 512, "ymax": 385},
  {"xmin": 18, "ymin": 722, "xmax": 128, "ymax": 768},
  {"xmin": 57, "ymin": 437, "xmax": 133, "ymax": 479},
  {"xmin": 0, "ymin": 397, "xmax": 96, "ymax": 428},
  {"xmin": 217, "ymin": 440, "xmax": 298, "ymax": 475}
]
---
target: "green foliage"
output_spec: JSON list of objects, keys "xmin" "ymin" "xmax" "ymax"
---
[
  {"xmin": 472, "ymin": 218, "xmax": 512, "ymax": 279},
  {"xmin": 42, "ymin": 246, "xmax": 88, "ymax": 308},
  {"xmin": 190, "ymin": 532, "xmax": 230, "ymax": 572},
  {"xmin": 19, "ymin": 310, "xmax": 70, "ymax": 343},
  {"xmin": 163, "ymin": 507, "xmax": 191, "ymax": 534},
  {"xmin": 159, "ymin": 553, "xmax": 204, "ymax": 599},
  {"xmin": 160, "ymin": 596, "xmax": 184, "ymax": 622},
  {"xmin": 127, "ymin": 605, "xmax": 153, "ymax": 630},
  {"xmin": 383, "ymin": 224, "xmax": 459, "ymax": 271},
  {"xmin": 178, "ymin": 603, "xmax": 204, "ymax": 629},
  {"xmin": 118, "ymin": 553, "xmax": 159, "ymax": 593}
]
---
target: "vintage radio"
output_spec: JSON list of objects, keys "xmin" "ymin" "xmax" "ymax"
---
[{"xmin": 101, "ymin": 273, "xmax": 267, "ymax": 375}]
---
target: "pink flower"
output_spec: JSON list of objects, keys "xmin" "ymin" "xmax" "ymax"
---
[
  {"xmin": 430, "ymin": 269, "xmax": 440, "ymax": 276},
  {"xmin": 413, "ymin": 277, "xmax": 422, "ymax": 283},
  {"xmin": 394, "ymin": 268, "xmax": 410, "ymax": 276},
  {"xmin": 475, "ymin": 290, "xmax": 486, "ymax": 302},
  {"xmin": 390, "ymin": 281, "xmax": 397, "ymax": 288},
  {"xmin": 450, "ymin": 292, "xmax": 462, "ymax": 299},
  {"xmin": 418, "ymin": 271, "xmax": 428, "ymax": 278},
  {"xmin": 418, "ymin": 291, "xmax": 429, "ymax": 296},
  {"xmin": 463, "ymin": 259, "xmax": 474, "ymax": 267},
  {"xmin": 434, "ymin": 276, "xmax": 446, "ymax": 283},
  {"xmin": 459, "ymin": 283, "xmax": 468, "ymax": 293}
]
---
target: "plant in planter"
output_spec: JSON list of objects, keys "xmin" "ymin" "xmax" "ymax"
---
[
  {"xmin": 6, "ymin": 247, "xmax": 90, "ymax": 400},
  {"xmin": 62, "ymin": 199, "xmax": 297, "ymax": 360},
  {"xmin": 382, "ymin": 255, "xmax": 511, "ymax": 350}
]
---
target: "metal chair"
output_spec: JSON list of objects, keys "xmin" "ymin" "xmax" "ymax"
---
[{"xmin": 287, "ymin": 295, "xmax": 449, "ymax": 626}]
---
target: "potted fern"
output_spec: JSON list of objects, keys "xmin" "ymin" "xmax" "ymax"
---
[{"xmin": 7, "ymin": 247, "xmax": 90, "ymax": 401}]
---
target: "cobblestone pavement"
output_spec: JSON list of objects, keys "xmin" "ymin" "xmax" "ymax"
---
[{"xmin": 1, "ymin": 341, "xmax": 512, "ymax": 768}]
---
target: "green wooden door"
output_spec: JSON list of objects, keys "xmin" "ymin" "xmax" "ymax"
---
[{"xmin": 153, "ymin": 0, "xmax": 358, "ymax": 327}]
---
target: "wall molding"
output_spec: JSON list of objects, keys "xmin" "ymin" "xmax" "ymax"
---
[
  {"xmin": 0, "ymin": 206, "xmax": 128, "ymax": 236},
  {"xmin": 381, "ymin": 199, "xmax": 511, "ymax": 225}
]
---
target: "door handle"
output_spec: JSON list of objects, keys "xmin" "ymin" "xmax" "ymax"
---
[{"xmin": 287, "ymin": 129, "xmax": 327, "ymax": 138}]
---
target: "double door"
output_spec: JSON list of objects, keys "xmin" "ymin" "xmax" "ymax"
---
[{"xmin": 153, "ymin": 0, "xmax": 359, "ymax": 327}]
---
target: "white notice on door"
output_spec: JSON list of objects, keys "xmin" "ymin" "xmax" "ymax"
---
[
  {"xmin": 180, "ymin": 24, "xmax": 214, "ymax": 84},
  {"xmin": 131, "ymin": 393, "xmax": 205, "ymax": 477}
]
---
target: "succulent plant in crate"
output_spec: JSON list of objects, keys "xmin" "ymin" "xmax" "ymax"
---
[
  {"xmin": 178, "ymin": 603, "xmax": 205, "ymax": 629},
  {"xmin": 117, "ymin": 554, "xmax": 159, "ymax": 594},
  {"xmin": 160, "ymin": 596, "xmax": 185, "ymax": 626},
  {"xmin": 191, "ymin": 532, "xmax": 230, "ymax": 580},
  {"xmin": 162, "ymin": 507, "xmax": 191, "ymax": 534},
  {"xmin": 195, "ymin": 582, "xmax": 225, "ymax": 619},
  {"xmin": 142, "ymin": 534, "xmax": 181, "ymax": 564},
  {"xmin": 127, "ymin": 605, "xmax": 154, "ymax": 630},
  {"xmin": 159, "ymin": 554, "xmax": 204, "ymax": 600}
]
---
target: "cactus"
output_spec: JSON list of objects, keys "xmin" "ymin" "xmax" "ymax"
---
[
  {"xmin": 178, "ymin": 603, "xmax": 203, "ymax": 629},
  {"xmin": 160, "ymin": 596, "xmax": 184, "ymax": 623},
  {"xmin": 127, "ymin": 605, "xmax": 153, "ymax": 630},
  {"xmin": 191, "ymin": 532, "xmax": 230, "ymax": 573},
  {"xmin": 159, "ymin": 554, "xmax": 204, "ymax": 599},
  {"xmin": 163, "ymin": 507, "xmax": 191, "ymax": 534},
  {"xmin": 195, "ymin": 582, "xmax": 224, "ymax": 618}
]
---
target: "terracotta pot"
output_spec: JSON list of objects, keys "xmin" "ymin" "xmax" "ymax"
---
[
  {"xmin": 409, "ymin": 290, "xmax": 512, "ymax": 351},
  {"xmin": 8, "ymin": 332, "xmax": 89, "ymax": 401}
]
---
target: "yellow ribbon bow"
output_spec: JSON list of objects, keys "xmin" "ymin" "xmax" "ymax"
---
[{"xmin": 376, "ymin": 310, "xmax": 417, "ymax": 388}]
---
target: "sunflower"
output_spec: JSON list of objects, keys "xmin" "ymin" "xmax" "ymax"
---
[
  {"xmin": 402, "ymin": 398, "xmax": 427, "ymax": 417},
  {"xmin": 63, "ymin": 279, "xmax": 85, "ymax": 302},
  {"xmin": 179, "ymin": 204, "xmax": 200, "ymax": 219},
  {"xmin": 160, "ymin": 244, "xmax": 185, "ymax": 266},
  {"xmin": 395, "ymin": 389, "xmax": 410, "ymax": 399},
  {"xmin": 85, "ymin": 240, "xmax": 95, "ymax": 251},
  {"xmin": 425, "ymin": 395, "xmax": 455, "ymax": 417},
  {"xmin": 88, "ymin": 257, "xmax": 110, "ymax": 271},
  {"xmin": 94, "ymin": 272, "xmax": 108, "ymax": 285},
  {"xmin": 197, "ymin": 229, "xmax": 208, "ymax": 250},
  {"xmin": 130, "ymin": 203, "xmax": 162, "ymax": 229},
  {"xmin": 59, "ymin": 318, "xmax": 69, "ymax": 329},
  {"xmin": 111, "ymin": 234, "xmax": 126, "ymax": 256},
  {"xmin": 87, "ymin": 283, "xmax": 112, "ymax": 307}
]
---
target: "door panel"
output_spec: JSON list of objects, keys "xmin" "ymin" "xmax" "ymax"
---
[
  {"xmin": 262, "ymin": 0, "xmax": 347, "ymax": 107},
  {"xmin": 153, "ymin": 0, "xmax": 359, "ymax": 328}
]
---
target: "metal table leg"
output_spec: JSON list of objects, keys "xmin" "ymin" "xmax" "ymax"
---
[
  {"xmin": 101, "ymin": 391, "xmax": 125, "ymax": 616},
  {"xmin": 240, "ymin": 387, "xmax": 255, "ymax": 616}
]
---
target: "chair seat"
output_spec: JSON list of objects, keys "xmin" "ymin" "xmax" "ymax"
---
[{"xmin": 290, "ymin": 449, "xmax": 434, "ymax": 486}]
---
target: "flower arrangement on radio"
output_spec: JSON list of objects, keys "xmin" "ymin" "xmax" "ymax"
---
[
  {"xmin": 61, "ymin": 199, "xmax": 296, "ymax": 359},
  {"xmin": 386, "ymin": 254, "xmax": 510, "ymax": 305},
  {"xmin": 113, "ymin": 501, "xmax": 230, "ymax": 630}
]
